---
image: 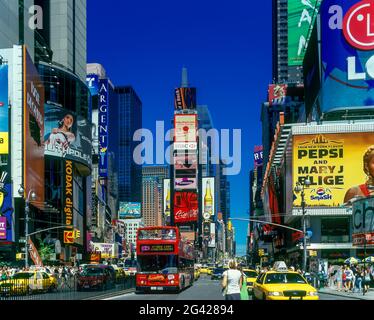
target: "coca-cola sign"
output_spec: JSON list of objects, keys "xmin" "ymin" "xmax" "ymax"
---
[{"xmin": 174, "ymin": 192, "xmax": 198, "ymax": 223}]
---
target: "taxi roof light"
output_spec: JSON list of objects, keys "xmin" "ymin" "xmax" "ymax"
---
[{"xmin": 273, "ymin": 261, "xmax": 288, "ymax": 272}]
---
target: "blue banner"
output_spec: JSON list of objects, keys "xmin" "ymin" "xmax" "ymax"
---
[
  {"xmin": 321, "ymin": 0, "xmax": 374, "ymax": 113},
  {"xmin": 98, "ymin": 79, "xmax": 109, "ymax": 178},
  {"xmin": 0, "ymin": 64, "xmax": 8, "ymax": 132}
]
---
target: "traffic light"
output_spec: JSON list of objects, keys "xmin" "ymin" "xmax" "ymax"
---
[{"xmin": 258, "ymin": 249, "xmax": 265, "ymax": 257}]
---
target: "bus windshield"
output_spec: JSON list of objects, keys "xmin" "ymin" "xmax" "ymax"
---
[
  {"xmin": 137, "ymin": 255, "xmax": 178, "ymax": 274},
  {"xmin": 138, "ymin": 229, "xmax": 176, "ymax": 240}
]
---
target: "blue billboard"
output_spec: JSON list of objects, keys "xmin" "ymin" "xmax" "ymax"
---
[
  {"xmin": 320, "ymin": 0, "xmax": 374, "ymax": 114},
  {"xmin": 118, "ymin": 202, "xmax": 141, "ymax": 219},
  {"xmin": 98, "ymin": 79, "xmax": 109, "ymax": 178}
]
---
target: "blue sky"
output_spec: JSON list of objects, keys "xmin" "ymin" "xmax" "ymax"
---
[{"xmin": 87, "ymin": 0, "xmax": 273, "ymax": 255}]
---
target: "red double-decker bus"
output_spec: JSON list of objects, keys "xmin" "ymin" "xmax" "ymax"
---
[{"xmin": 136, "ymin": 226, "xmax": 194, "ymax": 293}]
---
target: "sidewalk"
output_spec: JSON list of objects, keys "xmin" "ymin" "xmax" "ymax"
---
[{"xmin": 318, "ymin": 287, "xmax": 374, "ymax": 300}]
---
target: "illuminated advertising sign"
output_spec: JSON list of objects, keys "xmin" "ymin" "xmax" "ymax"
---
[
  {"xmin": 202, "ymin": 178, "xmax": 215, "ymax": 217},
  {"xmin": 44, "ymin": 104, "xmax": 92, "ymax": 167},
  {"xmin": 174, "ymin": 191, "xmax": 198, "ymax": 223},
  {"xmin": 352, "ymin": 196, "xmax": 374, "ymax": 246},
  {"xmin": 24, "ymin": 47, "xmax": 45, "ymax": 207},
  {"xmin": 175, "ymin": 178, "xmax": 197, "ymax": 190},
  {"xmin": 98, "ymin": 79, "xmax": 109, "ymax": 178},
  {"xmin": 268, "ymin": 84, "xmax": 288, "ymax": 106},
  {"xmin": 174, "ymin": 153, "xmax": 197, "ymax": 177},
  {"xmin": 0, "ymin": 170, "xmax": 13, "ymax": 242},
  {"xmin": 92, "ymin": 243, "xmax": 117, "ymax": 259},
  {"xmin": 254, "ymin": 145, "xmax": 263, "ymax": 168},
  {"xmin": 208, "ymin": 223, "xmax": 216, "ymax": 248},
  {"xmin": 0, "ymin": 64, "xmax": 8, "ymax": 154},
  {"xmin": 118, "ymin": 202, "xmax": 141, "ymax": 219},
  {"xmin": 63, "ymin": 160, "xmax": 74, "ymax": 243},
  {"xmin": 174, "ymin": 87, "xmax": 197, "ymax": 111},
  {"xmin": 28, "ymin": 238, "xmax": 43, "ymax": 267},
  {"xmin": 86, "ymin": 74, "xmax": 99, "ymax": 96},
  {"xmin": 0, "ymin": 216, "xmax": 6, "ymax": 240},
  {"xmin": 288, "ymin": 0, "xmax": 321, "ymax": 66},
  {"xmin": 140, "ymin": 244, "xmax": 174, "ymax": 253},
  {"xmin": 293, "ymin": 133, "xmax": 374, "ymax": 207},
  {"xmin": 163, "ymin": 179, "xmax": 171, "ymax": 221},
  {"xmin": 320, "ymin": 0, "xmax": 374, "ymax": 113},
  {"xmin": 174, "ymin": 115, "xmax": 197, "ymax": 143}
]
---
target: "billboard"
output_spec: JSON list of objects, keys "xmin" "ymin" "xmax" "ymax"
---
[
  {"xmin": 44, "ymin": 104, "xmax": 92, "ymax": 167},
  {"xmin": 268, "ymin": 84, "xmax": 288, "ymax": 106},
  {"xmin": 163, "ymin": 179, "xmax": 171, "ymax": 224},
  {"xmin": 174, "ymin": 115, "xmax": 197, "ymax": 143},
  {"xmin": 24, "ymin": 47, "xmax": 45, "ymax": 207},
  {"xmin": 320, "ymin": 0, "xmax": 374, "ymax": 114},
  {"xmin": 202, "ymin": 178, "xmax": 215, "ymax": 217},
  {"xmin": 119, "ymin": 202, "xmax": 141, "ymax": 219},
  {"xmin": 293, "ymin": 133, "xmax": 374, "ymax": 207},
  {"xmin": 0, "ymin": 64, "xmax": 8, "ymax": 154},
  {"xmin": 91, "ymin": 243, "xmax": 118, "ymax": 259},
  {"xmin": 288, "ymin": 0, "xmax": 321, "ymax": 66},
  {"xmin": 208, "ymin": 223, "xmax": 216, "ymax": 248},
  {"xmin": 175, "ymin": 178, "xmax": 197, "ymax": 190},
  {"xmin": 0, "ymin": 170, "xmax": 13, "ymax": 242},
  {"xmin": 63, "ymin": 160, "xmax": 74, "ymax": 244},
  {"xmin": 254, "ymin": 145, "xmax": 263, "ymax": 168},
  {"xmin": 98, "ymin": 79, "xmax": 109, "ymax": 178},
  {"xmin": 174, "ymin": 191, "xmax": 198, "ymax": 223},
  {"xmin": 352, "ymin": 196, "xmax": 374, "ymax": 246},
  {"xmin": 174, "ymin": 153, "xmax": 197, "ymax": 178},
  {"xmin": 174, "ymin": 87, "xmax": 197, "ymax": 111}
]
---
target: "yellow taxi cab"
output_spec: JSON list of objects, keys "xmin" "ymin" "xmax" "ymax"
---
[
  {"xmin": 252, "ymin": 262, "xmax": 319, "ymax": 301},
  {"xmin": 0, "ymin": 271, "xmax": 58, "ymax": 296},
  {"xmin": 199, "ymin": 266, "xmax": 210, "ymax": 274},
  {"xmin": 242, "ymin": 268, "xmax": 258, "ymax": 294},
  {"xmin": 194, "ymin": 268, "xmax": 200, "ymax": 281},
  {"xmin": 207, "ymin": 267, "xmax": 214, "ymax": 276}
]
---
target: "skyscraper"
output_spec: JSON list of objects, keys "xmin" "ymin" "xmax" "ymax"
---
[
  {"xmin": 114, "ymin": 86, "xmax": 143, "ymax": 204},
  {"xmin": 142, "ymin": 165, "xmax": 169, "ymax": 226},
  {"xmin": 142, "ymin": 178, "xmax": 162, "ymax": 227}
]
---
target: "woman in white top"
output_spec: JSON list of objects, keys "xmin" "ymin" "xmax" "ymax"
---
[{"xmin": 221, "ymin": 260, "xmax": 243, "ymax": 300}]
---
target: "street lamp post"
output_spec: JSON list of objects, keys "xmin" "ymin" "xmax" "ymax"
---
[
  {"xmin": 294, "ymin": 179, "xmax": 311, "ymax": 273},
  {"xmin": 19, "ymin": 186, "xmax": 36, "ymax": 269}
]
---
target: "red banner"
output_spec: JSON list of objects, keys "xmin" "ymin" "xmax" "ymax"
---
[{"xmin": 28, "ymin": 238, "xmax": 43, "ymax": 267}]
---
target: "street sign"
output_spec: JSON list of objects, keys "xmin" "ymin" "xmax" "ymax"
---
[{"xmin": 64, "ymin": 230, "xmax": 74, "ymax": 244}]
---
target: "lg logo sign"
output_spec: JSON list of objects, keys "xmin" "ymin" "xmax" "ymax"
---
[{"xmin": 343, "ymin": 0, "xmax": 374, "ymax": 50}]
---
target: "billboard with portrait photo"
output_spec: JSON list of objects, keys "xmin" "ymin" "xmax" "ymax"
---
[
  {"xmin": 44, "ymin": 104, "xmax": 92, "ymax": 168},
  {"xmin": 293, "ymin": 133, "xmax": 374, "ymax": 208}
]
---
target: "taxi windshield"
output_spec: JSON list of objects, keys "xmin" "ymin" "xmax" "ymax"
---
[
  {"xmin": 243, "ymin": 270, "xmax": 258, "ymax": 278},
  {"xmin": 265, "ymin": 273, "xmax": 306, "ymax": 284},
  {"xmin": 11, "ymin": 273, "xmax": 34, "ymax": 279}
]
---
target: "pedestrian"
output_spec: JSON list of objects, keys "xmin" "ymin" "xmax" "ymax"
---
[
  {"xmin": 238, "ymin": 266, "xmax": 249, "ymax": 301},
  {"xmin": 328, "ymin": 264, "xmax": 335, "ymax": 288},
  {"xmin": 221, "ymin": 260, "xmax": 243, "ymax": 301},
  {"xmin": 353, "ymin": 267, "xmax": 362, "ymax": 293},
  {"xmin": 335, "ymin": 266, "xmax": 343, "ymax": 292},
  {"xmin": 363, "ymin": 267, "xmax": 371, "ymax": 294},
  {"xmin": 344, "ymin": 265, "xmax": 353, "ymax": 292}
]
